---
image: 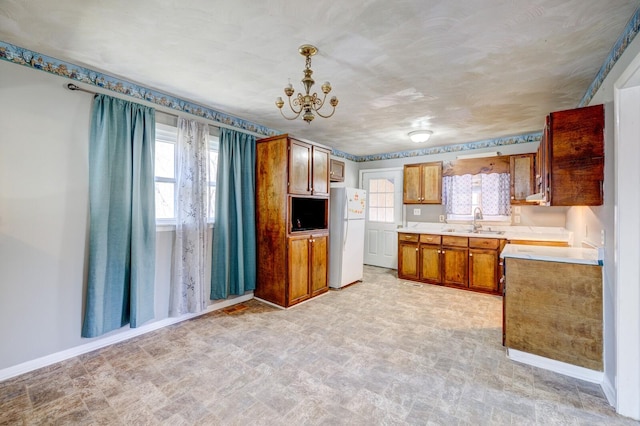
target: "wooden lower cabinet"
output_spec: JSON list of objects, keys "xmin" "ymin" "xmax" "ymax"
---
[
  {"xmin": 468, "ymin": 238, "xmax": 506, "ymax": 293},
  {"xmin": 397, "ymin": 233, "xmax": 504, "ymax": 294},
  {"xmin": 287, "ymin": 233, "xmax": 328, "ymax": 306},
  {"xmin": 469, "ymin": 249, "xmax": 499, "ymax": 292},
  {"xmin": 309, "ymin": 234, "xmax": 328, "ymax": 297},
  {"xmin": 441, "ymin": 247, "xmax": 468, "ymax": 287},
  {"xmin": 419, "ymin": 243, "xmax": 441, "ymax": 283},
  {"xmin": 398, "ymin": 240, "xmax": 419, "ymax": 280}
]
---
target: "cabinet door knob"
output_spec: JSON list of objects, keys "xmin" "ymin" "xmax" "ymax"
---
[
  {"xmin": 469, "ymin": 253, "xmax": 473, "ymax": 257},
  {"xmin": 415, "ymin": 248, "xmax": 418, "ymax": 252}
]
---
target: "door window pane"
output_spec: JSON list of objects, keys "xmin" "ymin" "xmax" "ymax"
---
[{"xmin": 368, "ymin": 178, "xmax": 395, "ymax": 223}]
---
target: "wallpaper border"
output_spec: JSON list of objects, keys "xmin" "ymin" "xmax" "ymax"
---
[
  {"xmin": 578, "ymin": 6, "xmax": 640, "ymax": 107},
  {"xmin": 0, "ymin": 41, "xmax": 280, "ymax": 137}
]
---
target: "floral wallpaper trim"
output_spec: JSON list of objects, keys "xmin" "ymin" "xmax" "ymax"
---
[
  {"xmin": 579, "ymin": 6, "xmax": 640, "ymax": 107},
  {"xmin": 337, "ymin": 132, "xmax": 542, "ymax": 163},
  {"xmin": 0, "ymin": 41, "xmax": 280, "ymax": 137}
]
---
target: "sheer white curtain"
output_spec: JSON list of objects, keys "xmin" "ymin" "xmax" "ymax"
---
[
  {"xmin": 481, "ymin": 173, "xmax": 511, "ymax": 216},
  {"xmin": 442, "ymin": 174, "xmax": 473, "ymax": 214},
  {"xmin": 171, "ymin": 117, "xmax": 210, "ymax": 315}
]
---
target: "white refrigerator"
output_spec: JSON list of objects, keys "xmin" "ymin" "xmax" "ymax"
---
[{"xmin": 329, "ymin": 187, "xmax": 367, "ymax": 288}]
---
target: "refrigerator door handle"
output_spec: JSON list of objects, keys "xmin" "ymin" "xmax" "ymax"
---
[{"xmin": 343, "ymin": 191, "xmax": 349, "ymax": 250}]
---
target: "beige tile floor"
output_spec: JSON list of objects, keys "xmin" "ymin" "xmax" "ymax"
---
[{"xmin": 1, "ymin": 266, "xmax": 638, "ymax": 425}]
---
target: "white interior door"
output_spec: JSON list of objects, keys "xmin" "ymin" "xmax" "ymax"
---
[{"xmin": 361, "ymin": 169, "xmax": 403, "ymax": 268}]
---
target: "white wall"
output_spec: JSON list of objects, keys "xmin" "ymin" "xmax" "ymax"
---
[
  {"xmin": 0, "ymin": 61, "xmax": 93, "ymax": 369},
  {"xmin": 566, "ymin": 34, "xmax": 640, "ymax": 414},
  {"xmin": 0, "ymin": 60, "xmax": 227, "ymax": 373}
]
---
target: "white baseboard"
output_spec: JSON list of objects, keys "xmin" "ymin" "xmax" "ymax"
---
[
  {"xmin": 507, "ymin": 348, "xmax": 604, "ymax": 384},
  {"xmin": 602, "ymin": 373, "xmax": 616, "ymax": 406},
  {"xmin": 0, "ymin": 293, "xmax": 254, "ymax": 382}
]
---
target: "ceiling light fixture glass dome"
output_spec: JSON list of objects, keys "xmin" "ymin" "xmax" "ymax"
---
[{"xmin": 409, "ymin": 130, "xmax": 433, "ymax": 143}]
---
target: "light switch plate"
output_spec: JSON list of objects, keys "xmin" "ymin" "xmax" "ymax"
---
[
  {"xmin": 439, "ymin": 215, "xmax": 445, "ymax": 223},
  {"xmin": 413, "ymin": 208, "xmax": 421, "ymax": 215},
  {"xmin": 514, "ymin": 206, "xmax": 522, "ymax": 214},
  {"xmin": 514, "ymin": 215, "xmax": 521, "ymax": 224}
]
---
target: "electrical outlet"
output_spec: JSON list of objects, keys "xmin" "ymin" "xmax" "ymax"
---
[
  {"xmin": 439, "ymin": 215, "xmax": 445, "ymax": 223},
  {"xmin": 514, "ymin": 215, "xmax": 521, "ymax": 224},
  {"xmin": 601, "ymin": 229, "xmax": 605, "ymax": 245},
  {"xmin": 514, "ymin": 206, "xmax": 521, "ymax": 214},
  {"xmin": 413, "ymin": 208, "xmax": 421, "ymax": 216}
]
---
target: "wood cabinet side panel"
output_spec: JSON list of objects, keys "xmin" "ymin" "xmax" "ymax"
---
[
  {"xmin": 504, "ymin": 258, "xmax": 603, "ymax": 370},
  {"xmin": 255, "ymin": 138, "xmax": 288, "ymax": 305}
]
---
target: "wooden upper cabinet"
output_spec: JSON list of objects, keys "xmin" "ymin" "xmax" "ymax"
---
[
  {"xmin": 312, "ymin": 146, "xmax": 330, "ymax": 196},
  {"xmin": 289, "ymin": 139, "xmax": 312, "ymax": 195},
  {"xmin": 288, "ymin": 139, "xmax": 330, "ymax": 196},
  {"xmin": 330, "ymin": 159, "xmax": 345, "ymax": 182},
  {"xmin": 403, "ymin": 162, "xmax": 442, "ymax": 204},
  {"xmin": 510, "ymin": 154, "xmax": 535, "ymax": 204},
  {"xmin": 547, "ymin": 104, "xmax": 604, "ymax": 206}
]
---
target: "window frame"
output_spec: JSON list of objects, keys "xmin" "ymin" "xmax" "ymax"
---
[{"xmin": 153, "ymin": 122, "xmax": 219, "ymax": 226}]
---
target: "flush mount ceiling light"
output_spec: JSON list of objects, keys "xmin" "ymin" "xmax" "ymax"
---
[
  {"xmin": 275, "ymin": 44, "xmax": 339, "ymax": 124},
  {"xmin": 408, "ymin": 130, "xmax": 433, "ymax": 143}
]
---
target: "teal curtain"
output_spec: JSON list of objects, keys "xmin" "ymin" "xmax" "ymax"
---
[
  {"xmin": 211, "ymin": 128, "xmax": 257, "ymax": 299},
  {"xmin": 82, "ymin": 95, "xmax": 156, "ymax": 338}
]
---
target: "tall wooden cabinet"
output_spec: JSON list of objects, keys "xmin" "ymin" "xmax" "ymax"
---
[{"xmin": 255, "ymin": 134, "xmax": 330, "ymax": 307}]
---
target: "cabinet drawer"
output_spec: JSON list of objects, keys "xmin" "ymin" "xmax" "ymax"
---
[
  {"xmin": 398, "ymin": 233, "xmax": 419, "ymax": 243},
  {"xmin": 442, "ymin": 235, "xmax": 468, "ymax": 247},
  {"xmin": 469, "ymin": 237, "xmax": 500, "ymax": 249},
  {"xmin": 420, "ymin": 234, "xmax": 442, "ymax": 245}
]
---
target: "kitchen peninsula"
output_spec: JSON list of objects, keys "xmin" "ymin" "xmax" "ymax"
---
[{"xmin": 501, "ymin": 244, "xmax": 603, "ymax": 376}]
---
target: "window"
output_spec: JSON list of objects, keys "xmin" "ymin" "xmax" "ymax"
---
[
  {"xmin": 154, "ymin": 123, "xmax": 218, "ymax": 222},
  {"xmin": 444, "ymin": 173, "xmax": 511, "ymax": 221},
  {"xmin": 368, "ymin": 177, "xmax": 396, "ymax": 223}
]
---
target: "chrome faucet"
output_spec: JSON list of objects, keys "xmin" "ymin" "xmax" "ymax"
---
[{"xmin": 473, "ymin": 207, "xmax": 483, "ymax": 232}]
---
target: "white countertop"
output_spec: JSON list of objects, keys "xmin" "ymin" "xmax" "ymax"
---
[
  {"xmin": 500, "ymin": 244, "xmax": 601, "ymax": 266},
  {"xmin": 397, "ymin": 222, "xmax": 572, "ymax": 244}
]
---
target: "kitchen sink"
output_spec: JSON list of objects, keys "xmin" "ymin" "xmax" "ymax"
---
[{"xmin": 472, "ymin": 229, "xmax": 505, "ymax": 235}]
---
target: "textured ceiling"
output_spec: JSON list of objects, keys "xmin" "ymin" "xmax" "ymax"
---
[{"xmin": 0, "ymin": 0, "xmax": 637, "ymax": 156}]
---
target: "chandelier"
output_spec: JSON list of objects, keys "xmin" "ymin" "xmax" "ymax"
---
[{"xmin": 275, "ymin": 44, "xmax": 339, "ymax": 123}]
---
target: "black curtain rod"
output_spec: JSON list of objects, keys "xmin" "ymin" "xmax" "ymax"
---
[{"xmin": 66, "ymin": 83, "xmax": 179, "ymax": 118}]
